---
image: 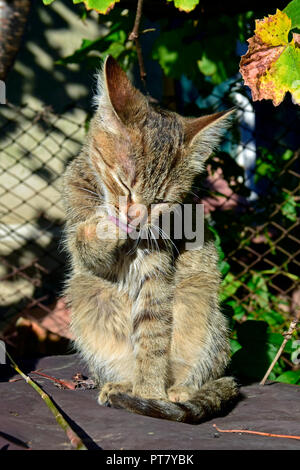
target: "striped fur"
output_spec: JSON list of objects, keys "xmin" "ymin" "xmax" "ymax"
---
[{"xmin": 62, "ymin": 56, "xmax": 239, "ymax": 423}]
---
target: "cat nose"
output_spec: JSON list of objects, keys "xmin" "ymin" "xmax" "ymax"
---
[
  {"xmin": 128, "ymin": 207, "xmax": 141, "ymax": 219},
  {"xmin": 127, "ymin": 203, "xmax": 147, "ymax": 226},
  {"xmin": 118, "ymin": 203, "xmax": 137, "ymax": 225},
  {"xmin": 127, "ymin": 208, "xmax": 141, "ymax": 226}
]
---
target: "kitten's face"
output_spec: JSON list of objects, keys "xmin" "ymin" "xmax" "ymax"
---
[
  {"xmin": 88, "ymin": 56, "xmax": 232, "ymax": 230},
  {"xmin": 91, "ymin": 108, "xmax": 191, "ymax": 228}
]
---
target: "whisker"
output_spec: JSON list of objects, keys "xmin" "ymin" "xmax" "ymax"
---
[
  {"xmin": 126, "ymin": 234, "xmax": 139, "ymax": 256},
  {"xmin": 149, "ymin": 227, "xmax": 162, "ymax": 262},
  {"xmin": 77, "ymin": 186, "xmax": 100, "ymax": 197},
  {"xmin": 152, "ymin": 223, "xmax": 179, "ymax": 256}
]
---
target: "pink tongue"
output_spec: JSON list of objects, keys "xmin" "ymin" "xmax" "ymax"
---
[{"xmin": 108, "ymin": 215, "xmax": 134, "ymax": 234}]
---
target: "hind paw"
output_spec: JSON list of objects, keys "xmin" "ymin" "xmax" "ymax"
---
[
  {"xmin": 98, "ymin": 381, "xmax": 132, "ymax": 405},
  {"xmin": 167, "ymin": 385, "xmax": 194, "ymax": 402}
]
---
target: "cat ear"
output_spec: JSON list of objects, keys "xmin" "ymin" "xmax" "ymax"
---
[
  {"xmin": 94, "ymin": 55, "xmax": 148, "ymax": 128},
  {"xmin": 183, "ymin": 109, "xmax": 235, "ymax": 164}
]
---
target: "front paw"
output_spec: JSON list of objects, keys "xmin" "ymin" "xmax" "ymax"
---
[
  {"xmin": 167, "ymin": 385, "xmax": 194, "ymax": 402},
  {"xmin": 98, "ymin": 381, "xmax": 132, "ymax": 405}
]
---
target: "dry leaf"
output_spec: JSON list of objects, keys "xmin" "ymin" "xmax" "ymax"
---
[{"xmin": 240, "ymin": 9, "xmax": 300, "ymax": 106}]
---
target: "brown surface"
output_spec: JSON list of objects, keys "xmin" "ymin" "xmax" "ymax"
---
[{"xmin": 0, "ymin": 354, "xmax": 300, "ymax": 450}]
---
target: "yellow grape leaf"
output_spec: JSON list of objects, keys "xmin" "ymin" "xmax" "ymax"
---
[
  {"xmin": 240, "ymin": 9, "xmax": 300, "ymax": 106},
  {"xmin": 255, "ymin": 8, "xmax": 290, "ymax": 46}
]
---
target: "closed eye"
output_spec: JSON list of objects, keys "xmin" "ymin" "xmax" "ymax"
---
[{"xmin": 154, "ymin": 198, "xmax": 167, "ymax": 204}]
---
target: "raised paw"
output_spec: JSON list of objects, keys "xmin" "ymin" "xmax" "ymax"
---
[
  {"xmin": 98, "ymin": 381, "xmax": 132, "ymax": 405},
  {"xmin": 167, "ymin": 385, "xmax": 195, "ymax": 403}
]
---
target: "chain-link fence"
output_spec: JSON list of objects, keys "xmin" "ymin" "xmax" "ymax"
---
[
  {"xmin": 0, "ymin": 103, "xmax": 87, "ymax": 342},
  {"xmin": 218, "ymin": 151, "xmax": 299, "ymax": 313},
  {"xmin": 0, "ymin": 96, "xmax": 299, "ymax": 352}
]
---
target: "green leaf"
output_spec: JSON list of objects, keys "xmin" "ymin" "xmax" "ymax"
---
[
  {"xmin": 246, "ymin": 273, "xmax": 273, "ymax": 311},
  {"xmin": 80, "ymin": 0, "xmax": 120, "ymax": 14},
  {"xmin": 256, "ymin": 292, "xmax": 269, "ymax": 309},
  {"xmin": 197, "ymin": 54, "xmax": 217, "ymax": 76},
  {"xmin": 167, "ymin": 0, "xmax": 199, "ymax": 13},
  {"xmin": 229, "ymin": 302, "xmax": 247, "ymax": 321},
  {"xmin": 275, "ymin": 370, "xmax": 300, "ymax": 384},
  {"xmin": 284, "ymin": 0, "xmax": 300, "ymax": 29},
  {"xmin": 281, "ymin": 193, "xmax": 298, "ymax": 222},
  {"xmin": 266, "ymin": 43, "xmax": 300, "ymax": 105},
  {"xmin": 153, "ymin": 15, "xmax": 238, "ymax": 85},
  {"xmin": 291, "ymin": 341, "xmax": 300, "ymax": 365},
  {"xmin": 219, "ymin": 260, "xmax": 230, "ymax": 277},
  {"xmin": 282, "ymin": 149, "xmax": 294, "ymax": 160},
  {"xmin": 42, "ymin": 0, "xmax": 56, "ymax": 4},
  {"xmin": 207, "ymin": 225, "xmax": 225, "ymax": 260},
  {"xmin": 259, "ymin": 311, "xmax": 284, "ymax": 326},
  {"xmin": 284, "ymin": 272, "xmax": 299, "ymax": 281},
  {"xmin": 268, "ymin": 332, "xmax": 293, "ymax": 353},
  {"xmin": 56, "ymin": 23, "xmax": 128, "ymax": 66},
  {"xmin": 220, "ymin": 273, "xmax": 241, "ymax": 301},
  {"xmin": 152, "ymin": 26, "xmax": 198, "ymax": 80},
  {"xmin": 230, "ymin": 338, "xmax": 242, "ymax": 355},
  {"xmin": 256, "ymin": 161, "xmax": 275, "ymax": 177}
]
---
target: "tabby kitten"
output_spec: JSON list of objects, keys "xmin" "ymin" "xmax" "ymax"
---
[{"xmin": 63, "ymin": 56, "xmax": 239, "ymax": 423}]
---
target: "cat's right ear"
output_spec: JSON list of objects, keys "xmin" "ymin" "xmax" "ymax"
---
[
  {"xmin": 183, "ymin": 109, "xmax": 235, "ymax": 168},
  {"xmin": 93, "ymin": 56, "xmax": 148, "ymax": 129}
]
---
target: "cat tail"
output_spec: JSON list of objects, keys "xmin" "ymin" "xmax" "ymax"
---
[{"xmin": 108, "ymin": 377, "xmax": 239, "ymax": 424}]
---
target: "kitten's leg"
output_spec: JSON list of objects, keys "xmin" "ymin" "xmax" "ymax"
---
[
  {"xmin": 168, "ymin": 261, "xmax": 230, "ymax": 399},
  {"xmin": 66, "ymin": 272, "xmax": 134, "ymax": 396},
  {"xmin": 66, "ymin": 214, "xmax": 127, "ymax": 277},
  {"xmin": 131, "ymin": 251, "xmax": 174, "ymax": 400}
]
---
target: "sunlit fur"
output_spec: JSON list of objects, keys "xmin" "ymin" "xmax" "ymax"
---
[{"xmin": 62, "ymin": 56, "xmax": 239, "ymax": 423}]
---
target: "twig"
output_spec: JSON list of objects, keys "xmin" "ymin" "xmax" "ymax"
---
[
  {"xmin": 260, "ymin": 319, "xmax": 299, "ymax": 385},
  {"xmin": 141, "ymin": 28, "xmax": 156, "ymax": 34},
  {"xmin": 128, "ymin": 0, "xmax": 147, "ymax": 91},
  {"xmin": 3, "ymin": 347, "xmax": 87, "ymax": 450},
  {"xmin": 281, "ymin": 355, "xmax": 295, "ymax": 368},
  {"xmin": 30, "ymin": 370, "xmax": 76, "ymax": 390},
  {"xmin": 213, "ymin": 424, "xmax": 300, "ymax": 440}
]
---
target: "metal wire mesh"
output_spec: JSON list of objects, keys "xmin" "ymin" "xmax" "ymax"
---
[
  {"xmin": 0, "ymin": 98, "xmax": 299, "ymax": 340},
  {"xmin": 220, "ymin": 152, "xmax": 300, "ymax": 313},
  {"xmin": 0, "ymin": 103, "xmax": 87, "ymax": 334}
]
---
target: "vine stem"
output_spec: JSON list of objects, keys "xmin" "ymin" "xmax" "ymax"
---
[
  {"xmin": 213, "ymin": 424, "xmax": 300, "ymax": 440},
  {"xmin": 260, "ymin": 318, "xmax": 298, "ymax": 386},
  {"xmin": 128, "ymin": 0, "xmax": 147, "ymax": 91},
  {"xmin": 3, "ymin": 345, "xmax": 88, "ymax": 450}
]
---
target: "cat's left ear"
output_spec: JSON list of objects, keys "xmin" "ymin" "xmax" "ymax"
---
[
  {"xmin": 94, "ymin": 55, "xmax": 148, "ymax": 128},
  {"xmin": 183, "ymin": 109, "xmax": 235, "ymax": 163}
]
